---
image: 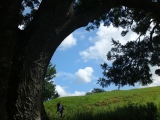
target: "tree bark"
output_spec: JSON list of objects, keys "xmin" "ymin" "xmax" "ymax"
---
[
  {"xmin": 0, "ymin": 0, "xmax": 160, "ymax": 120},
  {"xmin": 7, "ymin": 0, "xmax": 112, "ymax": 119},
  {"xmin": 0, "ymin": 0, "xmax": 22, "ymax": 119}
]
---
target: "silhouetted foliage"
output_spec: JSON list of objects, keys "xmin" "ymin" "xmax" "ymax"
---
[
  {"xmin": 91, "ymin": 88, "xmax": 105, "ymax": 93},
  {"xmin": 86, "ymin": 88, "xmax": 105, "ymax": 95},
  {"xmin": 98, "ymin": 6, "xmax": 160, "ymax": 88}
]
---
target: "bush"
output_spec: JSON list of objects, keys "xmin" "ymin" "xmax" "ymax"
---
[{"xmin": 86, "ymin": 88, "xmax": 105, "ymax": 95}]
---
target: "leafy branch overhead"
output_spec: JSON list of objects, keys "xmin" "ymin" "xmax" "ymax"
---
[{"xmin": 98, "ymin": 6, "xmax": 160, "ymax": 88}]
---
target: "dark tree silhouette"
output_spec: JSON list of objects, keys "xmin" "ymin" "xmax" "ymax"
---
[{"xmin": 98, "ymin": 5, "xmax": 160, "ymax": 88}]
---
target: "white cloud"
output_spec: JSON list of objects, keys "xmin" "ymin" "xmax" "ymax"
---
[
  {"xmin": 80, "ymin": 24, "xmax": 138, "ymax": 62},
  {"xmin": 59, "ymin": 34, "xmax": 77, "ymax": 50},
  {"xmin": 79, "ymin": 24, "xmax": 160, "ymax": 88},
  {"xmin": 70, "ymin": 91, "xmax": 86, "ymax": 96},
  {"xmin": 56, "ymin": 85, "xmax": 69, "ymax": 97},
  {"xmin": 75, "ymin": 67, "xmax": 94, "ymax": 83},
  {"xmin": 56, "ymin": 85, "xmax": 86, "ymax": 97},
  {"xmin": 140, "ymin": 66, "xmax": 160, "ymax": 88},
  {"xmin": 55, "ymin": 69, "xmax": 97, "ymax": 84},
  {"xmin": 150, "ymin": 66, "xmax": 160, "ymax": 86},
  {"xmin": 56, "ymin": 72, "xmax": 75, "ymax": 81}
]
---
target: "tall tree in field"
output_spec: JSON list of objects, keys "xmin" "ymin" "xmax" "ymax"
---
[
  {"xmin": 42, "ymin": 62, "xmax": 59, "ymax": 102},
  {"xmin": 0, "ymin": 0, "xmax": 160, "ymax": 120}
]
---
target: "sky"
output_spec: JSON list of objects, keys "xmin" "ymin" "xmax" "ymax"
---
[{"xmin": 51, "ymin": 23, "xmax": 160, "ymax": 97}]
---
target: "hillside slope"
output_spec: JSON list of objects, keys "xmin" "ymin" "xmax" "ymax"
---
[{"xmin": 44, "ymin": 86, "xmax": 160, "ymax": 120}]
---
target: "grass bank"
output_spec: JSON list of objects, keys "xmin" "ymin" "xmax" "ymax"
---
[{"xmin": 44, "ymin": 86, "xmax": 160, "ymax": 120}]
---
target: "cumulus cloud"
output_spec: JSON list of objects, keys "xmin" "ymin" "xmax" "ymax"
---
[
  {"xmin": 80, "ymin": 24, "xmax": 138, "ymax": 62},
  {"xmin": 56, "ymin": 85, "xmax": 69, "ymax": 97},
  {"xmin": 55, "ymin": 69, "xmax": 96, "ymax": 84},
  {"xmin": 56, "ymin": 85, "xmax": 86, "ymax": 97},
  {"xmin": 59, "ymin": 34, "xmax": 77, "ymax": 50},
  {"xmin": 75, "ymin": 67, "xmax": 94, "ymax": 83}
]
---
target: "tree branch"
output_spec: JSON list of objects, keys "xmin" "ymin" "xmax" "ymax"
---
[
  {"xmin": 116, "ymin": 0, "xmax": 160, "ymax": 21},
  {"xmin": 19, "ymin": 0, "xmax": 160, "ymax": 64}
]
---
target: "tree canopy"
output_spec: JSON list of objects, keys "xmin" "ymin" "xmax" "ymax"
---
[
  {"xmin": 86, "ymin": 88, "xmax": 105, "ymax": 95},
  {"xmin": 98, "ymin": 6, "xmax": 160, "ymax": 88}
]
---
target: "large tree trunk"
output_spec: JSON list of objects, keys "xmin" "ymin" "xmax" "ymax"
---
[
  {"xmin": 0, "ymin": 0, "xmax": 160, "ymax": 120},
  {"xmin": 5, "ymin": 0, "xmax": 112, "ymax": 119},
  {"xmin": 0, "ymin": 0, "xmax": 22, "ymax": 119}
]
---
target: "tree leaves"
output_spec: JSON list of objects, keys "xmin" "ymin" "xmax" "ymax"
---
[
  {"xmin": 99, "ymin": 36, "xmax": 157, "ymax": 88},
  {"xmin": 42, "ymin": 62, "xmax": 59, "ymax": 102},
  {"xmin": 97, "ymin": 3, "xmax": 160, "ymax": 88}
]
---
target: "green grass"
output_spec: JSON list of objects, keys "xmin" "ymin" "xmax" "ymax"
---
[{"xmin": 44, "ymin": 86, "xmax": 160, "ymax": 120}]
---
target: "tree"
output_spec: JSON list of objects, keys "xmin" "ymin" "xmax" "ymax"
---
[
  {"xmin": 86, "ymin": 88, "xmax": 105, "ymax": 95},
  {"xmin": 91, "ymin": 88, "xmax": 105, "ymax": 93},
  {"xmin": 0, "ymin": 0, "xmax": 160, "ymax": 120},
  {"xmin": 42, "ymin": 62, "xmax": 59, "ymax": 102},
  {"xmin": 98, "ymin": 5, "xmax": 160, "ymax": 88}
]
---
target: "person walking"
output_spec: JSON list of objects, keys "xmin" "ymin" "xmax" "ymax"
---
[{"xmin": 57, "ymin": 102, "xmax": 64, "ymax": 118}]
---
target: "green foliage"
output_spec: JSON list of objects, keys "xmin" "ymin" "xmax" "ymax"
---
[
  {"xmin": 42, "ymin": 62, "xmax": 59, "ymax": 102},
  {"xmin": 45, "ymin": 63, "xmax": 56, "ymax": 81},
  {"xmin": 44, "ymin": 86, "xmax": 160, "ymax": 120}
]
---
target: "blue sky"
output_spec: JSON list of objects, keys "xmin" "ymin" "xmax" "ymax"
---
[{"xmin": 51, "ymin": 24, "xmax": 160, "ymax": 97}]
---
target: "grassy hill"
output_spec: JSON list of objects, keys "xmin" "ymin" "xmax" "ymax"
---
[{"xmin": 44, "ymin": 86, "xmax": 160, "ymax": 120}]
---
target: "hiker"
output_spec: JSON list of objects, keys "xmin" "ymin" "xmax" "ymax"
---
[{"xmin": 57, "ymin": 102, "xmax": 64, "ymax": 118}]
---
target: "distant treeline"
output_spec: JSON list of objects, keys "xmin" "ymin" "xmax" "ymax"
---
[{"xmin": 85, "ymin": 88, "xmax": 106, "ymax": 95}]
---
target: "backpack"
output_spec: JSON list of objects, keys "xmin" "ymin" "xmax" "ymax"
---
[{"xmin": 59, "ymin": 104, "xmax": 64, "ymax": 111}]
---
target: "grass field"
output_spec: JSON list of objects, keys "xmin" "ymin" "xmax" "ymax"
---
[{"xmin": 44, "ymin": 86, "xmax": 160, "ymax": 120}]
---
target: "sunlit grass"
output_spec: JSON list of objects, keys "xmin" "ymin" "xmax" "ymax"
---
[{"xmin": 44, "ymin": 86, "xmax": 160, "ymax": 120}]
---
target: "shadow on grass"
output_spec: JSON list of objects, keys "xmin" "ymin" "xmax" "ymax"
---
[{"xmin": 68, "ymin": 102, "xmax": 159, "ymax": 120}]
